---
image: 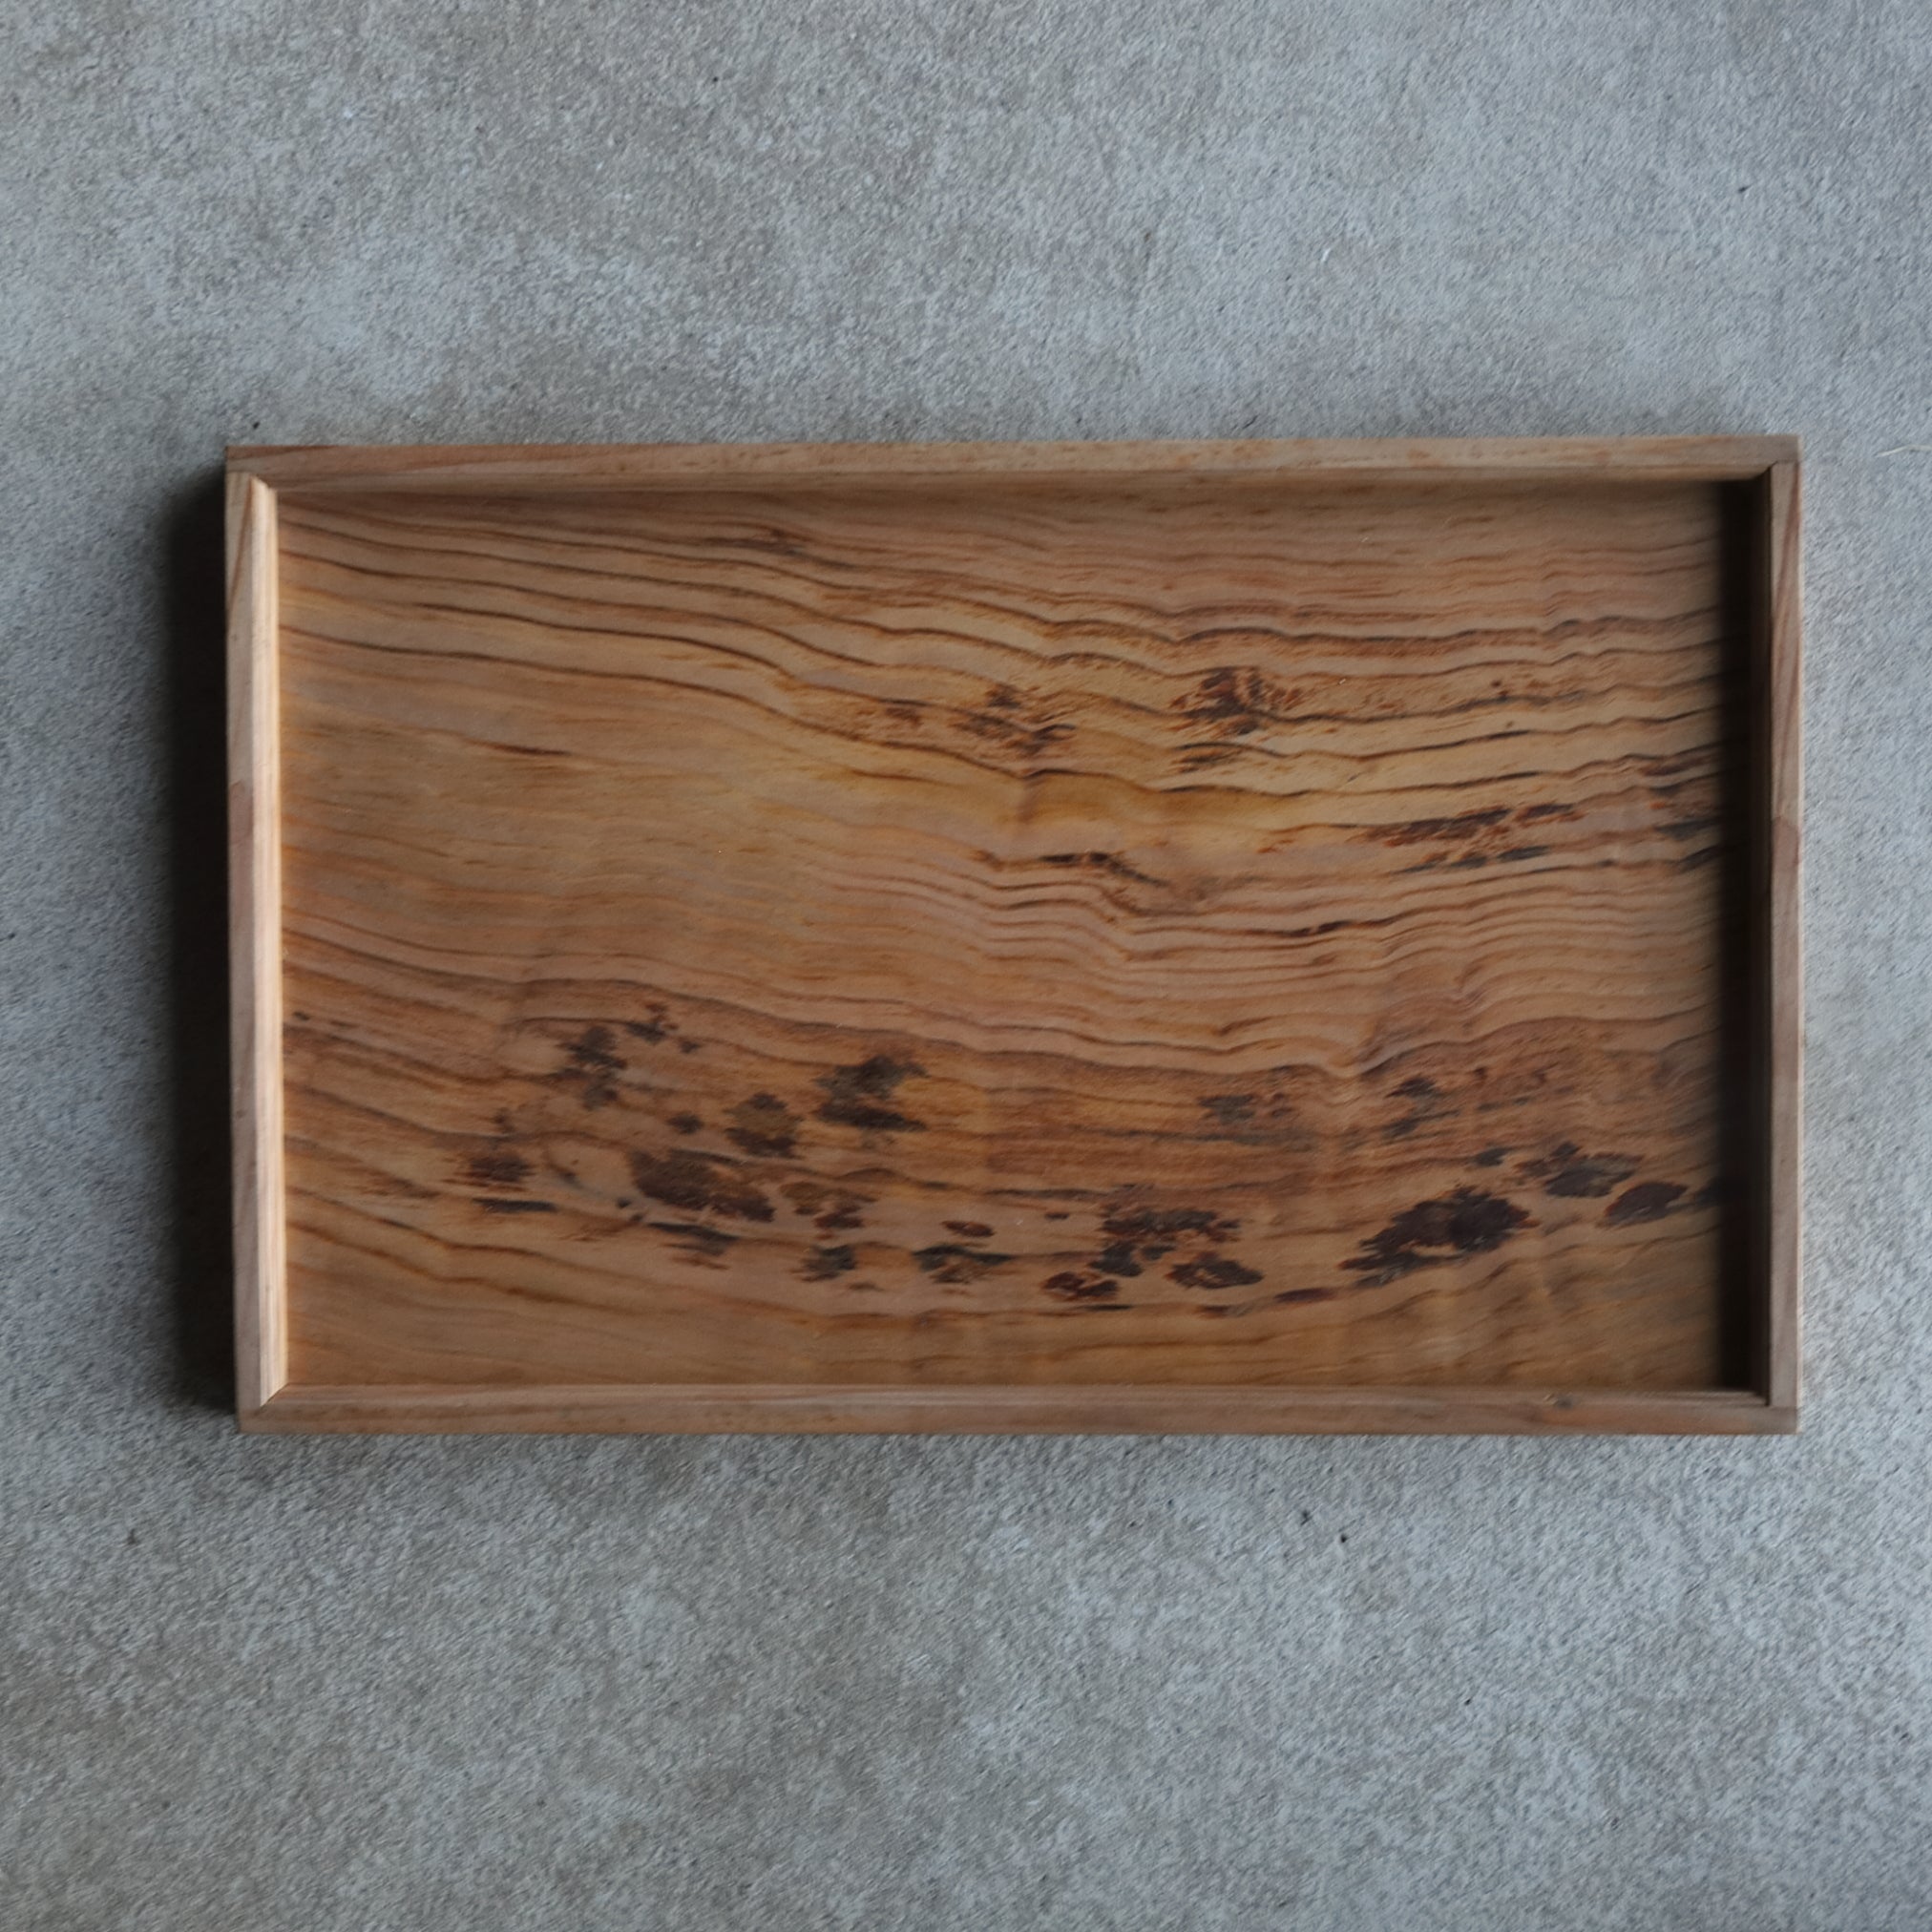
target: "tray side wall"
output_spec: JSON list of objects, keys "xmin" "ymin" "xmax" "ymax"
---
[
  {"xmin": 227, "ymin": 472, "xmax": 287, "ymax": 1416},
  {"xmin": 1764, "ymin": 461, "xmax": 1803, "ymax": 1417},
  {"xmin": 242, "ymin": 1384, "xmax": 1791, "ymax": 1435},
  {"xmin": 228, "ymin": 433, "xmax": 1801, "ymax": 494}
]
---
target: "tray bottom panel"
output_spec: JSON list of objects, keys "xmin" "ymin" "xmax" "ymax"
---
[{"xmin": 272, "ymin": 473, "xmax": 1757, "ymax": 1393}]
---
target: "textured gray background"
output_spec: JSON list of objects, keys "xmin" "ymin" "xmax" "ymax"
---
[{"xmin": 3, "ymin": 1, "xmax": 1928, "ymax": 1926}]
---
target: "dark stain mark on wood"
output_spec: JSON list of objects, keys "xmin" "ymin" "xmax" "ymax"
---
[
  {"xmin": 816, "ymin": 1056, "xmax": 927, "ymax": 1135},
  {"xmin": 474, "ymin": 1197, "xmax": 556, "ymax": 1214},
  {"xmin": 1042, "ymin": 1271, "xmax": 1120, "ymax": 1303},
  {"xmin": 914, "ymin": 1243, "xmax": 1014, "ymax": 1284},
  {"xmin": 1384, "ymin": 1072, "xmax": 1455, "ymax": 1141},
  {"xmin": 956, "ymin": 684, "xmax": 1073, "ymax": 760},
  {"xmin": 1102, "ymin": 1204, "xmax": 1240, "ymax": 1247},
  {"xmin": 1179, "ymin": 744, "xmax": 1244, "ymax": 772},
  {"xmin": 1379, "ymin": 802, "xmax": 1557, "ymax": 875},
  {"xmin": 1379, "ymin": 807, "xmax": 1510, "ymax": 847},
  {"xmin": 1544, "ymin": 1151, "xmax": 1641, "ymax": 1198},
  {"xmin": 1605, "ymin": 1181, "xmax": 1687, "ymax": 1226},
  {"xmin": 1173, "ymin": 666, "xmax": 1297, "ymax": 739},
  {"xmin": 801, "ymin": 1244, "xmax": 859, "ymax": 1279},
  {"xmin": 1658, "ymin": 816, "xmax": 1719, "ymax": 843},
  {"xmin": 625, "ymin": 1006, "xmax": 674, "ymax": 1044},
  {"xmin": 781, "ymin": 1180, "xmax": 870, "ymax": 1231},
  {"xmin": 1519, "ymin": 1142, "xmax": 1576, "ymax": 1178},
  {"xmin": 560, "ymin": 1024, "xmax": 625, "ymax": 1108},
  {"xmin": 1198, "ymin": 1087, "xmax": 1311, "ymax": 1145},
  {"xmin": 627, "ymin": 1148, "xmax": 774, "ymax": 1222},
  {"xmin": 567, "ymin": 1024, "xmax": 622, "ymax": 1067},
  {"xmin": 669, "ymin": 1112, "xmax": 703, "ymax": 1135},
  {"xmin": 1471, "ymin": 1145, "xmax": 1509, "ymax": 1167},
  {"xmin": 1344, "ymin": 1187, "xmax": 1530, "ymax": 1287},
  {"xmin": 1040, "ymin": 850, "xmax": 1163, "ymax": 889},
  {"xmin": 1273, "ymin": 1287, "xmax": 1333, "ymax": 1306},
  {"xmin": 1201, "ymin": 1094, "xmax": 1255, "ymax": 1126},
  {"xmin": 1169, "ymin": 1255, "xmax": 1264, "ymax": 1291},
  {"xmin": 1092, "ymin": 1199, "xmax": 1249, "ymax": 1292},
  {"xmin": 465, "ymin": 1146, "xmax": 531, "ymax": 1187},
  {"xmin": 1044, "ymin": 1209, "xmax": 1071, "ymax": 1221},
  {"xmin": 725, "ymin": 1092, "xmax": 800, "ymax": 1159},
  {"xmin": 944, "ymin": 1220, "xmax": 995, "ymax": 1239},
  {"xmin": 649, "ymin": 1220, "xmax": 737, "ymax": 1257}
]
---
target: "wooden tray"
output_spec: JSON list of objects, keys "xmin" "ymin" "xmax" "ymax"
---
[{"xmin": 226, "ymin": 437, "xmax": 1800, "ymax": 1434}]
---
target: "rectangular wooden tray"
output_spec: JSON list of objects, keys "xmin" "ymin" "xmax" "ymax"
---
[{"xmin": 226, "ymin": 436, "xmax": 1800, "ymax": 1434}]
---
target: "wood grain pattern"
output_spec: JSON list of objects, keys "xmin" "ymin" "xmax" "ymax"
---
[{"xmin": 228, "ymin": 438, "xmax": 1800, "ymax": 1433}]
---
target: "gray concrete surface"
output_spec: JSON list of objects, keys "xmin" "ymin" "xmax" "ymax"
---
[{"xmin": 4, "ymin": 1, "xmax": 1930, "ymax": 1925}]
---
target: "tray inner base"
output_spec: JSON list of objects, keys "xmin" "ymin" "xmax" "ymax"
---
[{"xmin": 273, "ymin": 473, "xmax": 1756, "ymax": 1392}]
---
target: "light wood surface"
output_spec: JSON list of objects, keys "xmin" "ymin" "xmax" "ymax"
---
[{"xmin": 227, "ymin": 437, "xmax": 1800, "ymax": 1433}]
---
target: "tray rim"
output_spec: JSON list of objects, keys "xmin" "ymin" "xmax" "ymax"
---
[{"xmin": 226, "ymin": 435, "xmax": 1801, "ymax": 1437}]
